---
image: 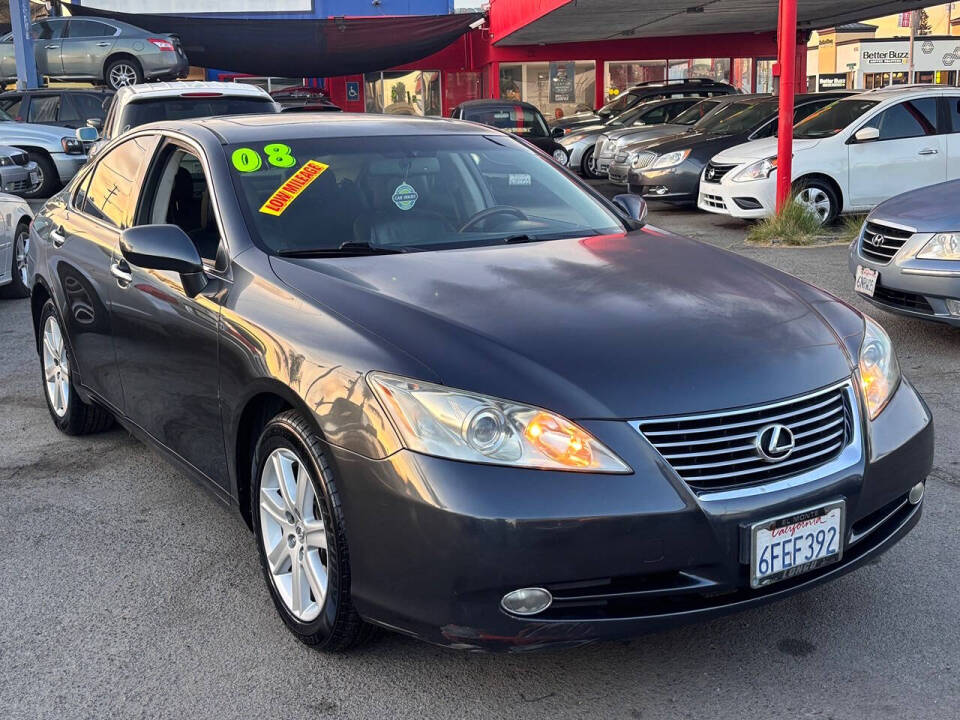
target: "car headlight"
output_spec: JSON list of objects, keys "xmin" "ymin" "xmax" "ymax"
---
[
  {"xmin": 648, "ymin": 149, "xmax": 690, "ymax": 170},
  {"xmin": 0, "ymin": 156, "xmax": 11, "ymax": 166},
  {"xmin": 61, "ymin": 137, "xmax": 84, "ymax": 154},
  {"xmin": 367, "ymin": 372, "xmax": 631, "ymax": 473},
  {"xmin": 731, "ymin": 157, "xmax": 778, "ymax": 183},
  {"xmin": 552, "ymin": 148, "xmax": 568, "ymax": 164},
  {"xmin": 917, "ymin": 232, "xmax": 960, "ymax": 260},
  {"xmin": 858, "ymin": 316, "xmax": 900, "ymax": 420}
]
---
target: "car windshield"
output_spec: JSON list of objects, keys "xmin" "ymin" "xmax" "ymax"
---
[
  {"xmin": 464, "ymin": 106, "xmax": 548, "ymax": 138},
  {"xmin": 673, "ymin": 99, "xmax": 721, "ymax": 126},
  {"xmin": 793, "ymin": 98, "xmax": 878, "ymax": 138},
  {"xmin": 119, "ymin": 96, "xmax": 276, "ymax": 133},
  {"xmin": 228, "ymin": 134, "xmax": 624, "ymax": 255},
  {"xmin": 599, "ymin": 93, "xmax": 638, "ymax": 116},
  {"xmin": 696, "ymin": 101, "xmax": 774, "ymax": 134}
]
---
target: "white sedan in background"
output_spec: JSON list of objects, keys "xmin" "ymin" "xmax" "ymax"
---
[
  {"xmin": 0, "ymin": 192, "xmax": 34, "ymax": 298},
  {"xmin": 698, "ymin": 85, "xmax": 960, "ymax": 224}
]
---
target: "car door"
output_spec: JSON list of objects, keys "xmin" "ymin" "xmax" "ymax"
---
[
  {"xmin": 43, "ymin": 137, "xmax": 153, "ymax": 412},
  {"xmin": 944, "ymin": 95, "xmax": 960, "ymax": 180},
  {"xmin": 31, "ymin": 19, "xmax": 67, "ymax": 77},
  {"xmin": 847, "ymin": 97, "xmax": 946, "ymax": 207},
  {"xmin": 61, "ymin": 19, "xmax": 118, "ymax": 79},
  {"xmin": 107, "ymin": 136, "xmax": 227, "ymax": 489}
]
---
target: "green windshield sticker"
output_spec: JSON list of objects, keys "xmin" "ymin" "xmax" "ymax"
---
[
  {"xmin": 392, "ymin": 182, "xmax": 419, "ymax": 211},
  {"xmin": 231, "ymin": 144, "xmax": 298, "ymax": 172}
]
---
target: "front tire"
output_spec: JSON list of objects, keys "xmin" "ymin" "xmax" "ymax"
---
[
  {"xmin": 38, "ymin": 300, "xmax": 114, "ymax": 435},
  {"xmin": 793, "ymin": 178, "xmax": 839, "ymax": 225},
  {"xmin": 252, "ymin": 410, "xmax": 374, "ymax": 652},
  {"xmin": 580, "ymin": 146, "xmax": 602, "ymax": 179},
  {"xmin": 0, "ymin": 220, "xmax": 30, "ymax": 298},
  {"xmin": 22, "ymin": 152, "xmax": 58, "ymax": 199}
]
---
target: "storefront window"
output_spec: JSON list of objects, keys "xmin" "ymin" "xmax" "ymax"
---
[
  {"xmin": 604, "ymin": 61, "xmax": 666, "ymax": 102},
  {"xmin": 499, "ymin": 61, "xmax": 596, "ymax": 118},
  {"xmin": 863, "ymin": 72, "xmax": 908, "ymax": 90},
  {"xmin": 731, "ymin": 58, "xmax": 753, "ymax": 92},
  {"xmin": 756, "ymin": 59, "xmax": 776, "ymax": 93},
  {"xmin": 668, "ymin": 58, "xmax": 731, "ymax": 83},
  {"xmin": 363, "ymin": 71, "xmax": 442, "ymax": 116}
]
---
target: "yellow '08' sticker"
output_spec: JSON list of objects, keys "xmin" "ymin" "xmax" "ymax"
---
[{"xmin": 259, "ymin": 160, "xmax": 329, "ymax": 216}]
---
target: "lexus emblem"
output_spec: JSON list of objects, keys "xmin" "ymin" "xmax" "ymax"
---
[
  {"xmin": 869, "ymin": 232, "xmax": 885, "ymax": 248},
  {"xmin": 755, "ymin": 423, "xmax": 795, "ymax": 463}
]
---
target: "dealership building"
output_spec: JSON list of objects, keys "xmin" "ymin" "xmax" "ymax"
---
[{"xmin": 67, "ymin": 0, "xmax": 949, "ymax": 117}]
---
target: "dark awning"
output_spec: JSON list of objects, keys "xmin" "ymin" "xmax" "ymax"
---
[{"xmin": 63, "ymin": 3, "xmax": 483, "ymax": 77}]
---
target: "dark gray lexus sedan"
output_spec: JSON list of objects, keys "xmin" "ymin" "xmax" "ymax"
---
[{"xmin": 27, "ymin": 113, "xmax": 933, "ymax": 652}]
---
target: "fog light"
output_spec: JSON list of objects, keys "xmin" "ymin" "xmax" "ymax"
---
[
  {"xmin": 652, "ymin": 186, "xmax": 669, "ymax": 196},
  {"xmin": 908, "ymin": 482, "xmax": 924, "ymax": 505},
  {"xmin": 501, "ymin": 587, "xmax": 552, "ymax": 616},
  {"xmin": 945, "ymin": 298, "xmax": 960, "ymax": 317}
]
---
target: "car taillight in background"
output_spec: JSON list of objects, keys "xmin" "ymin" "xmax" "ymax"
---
[
  {"xmin": 179, "ymin": 93, "xmax": 225, "ymax": 98},
  {"xmin": 148, "ymin": 38, "xmax": 176, "ymax": 52}
]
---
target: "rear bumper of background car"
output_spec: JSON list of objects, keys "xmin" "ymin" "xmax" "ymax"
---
[
  {"xmin": 141, "ymin": 51, "xmax": 190, "ymax": 80},
  {"xmin": 326, "ymin": 378, "xmax": 933, "ymax": 651}
]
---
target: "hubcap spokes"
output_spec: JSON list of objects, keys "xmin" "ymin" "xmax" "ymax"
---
[
  {"xmin": 259, "ymin": 448, "xmax": 328, "ymax": 622},
  {"xmin": 42, "ymin": 316, "xmax": 69, "ymax": 417},
  {"xmin": 797, "ymin": 188, "xmax": 830, "ymax": 223},
  {"xmin": 110, "ymin": 65, "xmax": 136, "ymax": 87},
  {"xmin": 15, "ymin": 231, "xmax": 28, "ymax": 286}
]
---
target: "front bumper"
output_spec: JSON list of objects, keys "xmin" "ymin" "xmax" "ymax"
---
[
  {"xmin": 329, "ymin": 378, "xmax": 932, "ymax": 650},
  {"xmin": 698, "ymin": 172, "xmax": 777, "ymax": 218},
  {"xmin": 628, "ymin": 161, "xmax": 702, "ymax": 203},
  {"xmin": 607, "ymin": 160, "xmax": 632, "ymax": 185},
  {"xmin": 848, "ymin": 228, "xmax": 960, "ymax": 327},
  {"xmin": 0, "ymin": 161, "xmax": 39, "ymax": 195},
  {"xmin": 51, "ymin": 153, "xmax": 88, "ymax": 184}
]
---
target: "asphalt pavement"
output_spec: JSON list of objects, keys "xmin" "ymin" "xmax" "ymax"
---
[{"xmin": 1, "ymin": 191, "xmax": 958, "ymax": 719}]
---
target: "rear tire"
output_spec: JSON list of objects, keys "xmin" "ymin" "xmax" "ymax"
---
[
  {"xmin": 105, "ymin": 57, "xmax": 143, "ymax": 90},
  {"xmin": 38, "ymin": 300, "xmax": 114, "ymax": 435},
  {"xmin": 252, "ymin": 409, "xmax": 375, "ymax": 652},
  {"xmin": 22, "ymin": 152, "xmax": 58, "ymax": 199},
  {"xmin": 0, "ymin": 220, "xmax": 30, "ymax": 298}
]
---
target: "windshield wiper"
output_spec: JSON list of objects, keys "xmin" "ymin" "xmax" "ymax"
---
[{"xmin": 277, "ymin": 242, "xmax": 408, "ymax": 258}]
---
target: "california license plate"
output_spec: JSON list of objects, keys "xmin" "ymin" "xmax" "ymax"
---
[
  {"xmin": 855, "ymin": 265, "xmax": 878, "ymax": 297},
  {"xmin": 750, "ymin": 501, "xmax": 844, "ymax": 588}
]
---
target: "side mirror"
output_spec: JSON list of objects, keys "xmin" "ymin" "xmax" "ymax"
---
[
  {"xmin": 551, "ymin": 126, "xmax": 565, "ymax": 138},
  {"xmin": 86, "ymin": 117, "xmax": 102, "ymax": 131},
  {"xmin": 75, "ymin": 125, "xmax": 98, "ymax": 142},
  {"xmin": 120, "ymin": 225, "xmax": 208, "ymax": 297},
  {"xmin": 613, "ymin": 193, "xmax": 648, "ymax": 224},
  {"xmin": 852, "ymin": 126, "xmax": 879, "ymax": 143}
]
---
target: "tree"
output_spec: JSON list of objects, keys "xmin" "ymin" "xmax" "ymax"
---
[
  {"xmin": 391, "ymin": 81, "xmax": 407, "ymax": 104},
  {"xmin": 915, "ymin": 9, "xmax": 932, "ymax": 36}
]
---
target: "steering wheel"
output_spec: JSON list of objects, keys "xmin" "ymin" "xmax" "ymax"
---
[{"xmin": 458, "ymin": 206, "xmax": 529, "ymax": 233}]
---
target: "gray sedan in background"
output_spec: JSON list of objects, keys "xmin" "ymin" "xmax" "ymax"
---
[
  {"xmin": 851, "ymin": 179, "xmax": 960, "ymax": 327},
  {"xmin": 0, "ymin": 16, "xmax": 188, "ymax": 91}
]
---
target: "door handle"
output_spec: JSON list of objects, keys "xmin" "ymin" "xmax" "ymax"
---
[
  {"xmin": 45, "ymin": 44, "xmax": 58, "ymax": 49},
  {"xmin": 50, "ymin": 225, "xmax": 66, "ymax": 247},
  {"xmin": 110, "ymin": 260, "xmax": 132, "ymax": 287},
  {"xmin": 918, "ymin": 148, "xmax": 939, "ymax": 155},
  {"xmin": 96, "ymin": 42, "xmax": 110, "ymax": 47}
]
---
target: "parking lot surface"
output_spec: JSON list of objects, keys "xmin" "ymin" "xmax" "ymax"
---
[{"xmin": 2, "ymin": 191, "xmax": 958, "ymax": 719}]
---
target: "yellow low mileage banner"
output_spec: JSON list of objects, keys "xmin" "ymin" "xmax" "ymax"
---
[{"xmin": 259, "ymin": 160, "xmax": 329, "ymax": 216}]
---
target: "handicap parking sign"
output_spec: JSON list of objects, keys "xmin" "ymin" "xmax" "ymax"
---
[{"xmin": 346, "ymin": 81, "xmax": 360, "ymax": 102}]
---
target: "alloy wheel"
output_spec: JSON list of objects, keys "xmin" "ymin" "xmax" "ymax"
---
[
  {"xmin": 259, "ymin": 447, "xmax": 328, "ymax": 622},
  {"xmin": 109, "ymin": 64, "xmax": 138, "ymax": 88},
  {"xmin": 42, "ymin": 315, "xmax": 69, "ymax": 418},
  {"xmin": 15, "ymin": 229, "xmax": 29, "ymax": 287},
  {"xmin": 795, "ymin": 187, "xmax": 831, "ymax": 223}
]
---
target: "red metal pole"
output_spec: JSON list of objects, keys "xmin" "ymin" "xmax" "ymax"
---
[{"xmin": 775, "ymin": 0, "xmax": 797, "ymax": 213}]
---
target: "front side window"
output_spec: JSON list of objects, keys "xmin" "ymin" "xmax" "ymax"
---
[
  {"xmin": 83, "ymin": 136, "xmax": 155, "ymax": 228},
  {"xmin": 228, "ymin": 134, "xmax": 624, "ymax": 255},
  {"xmin": 793, "ymin": 99, "xmax": 878, "ymax": 139},
  {"xmin": 31, "ymin": 21, "xmax": 66, "ymax": 41},
  {"xmin": 949, "ymin": 97, "xmax": 960, "ymax": 133},
  {"xmin": 674, "ymin": 99, "xmax": 720, "ymax": 126},
  {"xmin": 698, "ymin": 101, "xmax": 773, "ymax": 134},
  {"xmin": 863, "ymin": 99, "xmax": 938, "ymax": 141},
  {"xmin": 117, "ymin": 97, "xmax": 277, "ymax": 135}
]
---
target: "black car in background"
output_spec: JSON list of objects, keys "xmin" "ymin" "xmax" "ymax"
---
[
  {"xmin": 627, "ymin": 92, "xmax": 854, "ymax": 204},
  {"xmin": 550, "ymin": 78, "xmax": 740, "ymax": 133},
  {"xmin": 0, "ymin": 88, "xmax": 112, "ymax": 129},
  {"xmin": 271, "ymin": 87, "xmax": 342, "ymax": 112},
  {"xmin": 451, "ymin": 99, "xmax": 568, "ymax": 163}
]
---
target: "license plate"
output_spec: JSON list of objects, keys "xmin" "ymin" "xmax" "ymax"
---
[
  {"xmin": 29, "ymin": 170, "xmax": 39, "ymax": 184},
  {"xmin": 750, "ymin": 501, "xmax": 844, "ymax": 588},
  {"xmin": 855, "ymin": 265, "xmax": 878, "ymax": 297}
]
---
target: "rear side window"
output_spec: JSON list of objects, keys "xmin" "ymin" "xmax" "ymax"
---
[
  {"xmin": 83, "ymin": 136, "xmax": 157, "ymax": 228},
  {"xmin": 27, "ymin": 96, "xmax": 59, "ymax": 124},
  {"xmin": 867, "ymin": 99, "xmax": 938, "ymax": 140},
  {"xmin": 947, "ymin": 97, "xmax": 960, "ymax": 133},
  {"xmin": 118, "ymin": 97, "xmax": 277, "ymax": 134},
  {"xmin": 66, "ymin": 20, "xmax": 116, "ymax": 38}
]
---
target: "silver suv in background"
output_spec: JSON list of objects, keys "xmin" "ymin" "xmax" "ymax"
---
[
  {"xmin": 0, "ymin": 17, "xmax": 188, "ymax": 91},
  {"xmin": 0, "ymin": 105, "xmax": 87, "ymax": 197}
]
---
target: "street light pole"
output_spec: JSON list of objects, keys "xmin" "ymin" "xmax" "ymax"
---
[
  {"xmin": 775, "ymin": 0, "xmax": 797, "ymax": 213},
  {"xmin": 8, "ymin": 0, "xmax": 39, "ymax": 89}
]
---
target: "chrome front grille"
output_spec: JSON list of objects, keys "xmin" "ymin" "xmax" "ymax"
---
[
  {"xmin": 632, "ymin": 381, "xmax": 855, "ymax": 494},
  {"xmin": 632, "ymin": 151, "xmax": 656, "ymax": 171},
  {"xmin": 859, "ymin": 221, "xmax": 913, "ymax": 264},
  {"xmin": 703, "ymin": 162, "xmax": 737, "ymax": 183}
]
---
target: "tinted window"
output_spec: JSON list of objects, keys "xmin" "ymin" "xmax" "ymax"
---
[
  {"xmin": 462, "ymin": 105, "xmax": 549, "ymax": 138},
  {"xmin": 228, "ymin": 134, "xmax": 623, "ymax": 254},
  {"xmin": 793, "ymin": 99, "xmax": 878, "ymax": 139},
  {"xmin": 0, "ymin": 95, "xmax": 23, "ymax": 119},
  {"xmin": 31, "ymin": 20, "xmax": 66, "ymax": 40},
  {"xmin": 865, "ymin": 99, "xmax": 938, "ymax": 140},
  {"xmin": 600, "ymin": 93, "xmax": 640, "ymax": 116},
  {"xmin": 27, "ymin": 96, "xmax": 59, "ymax": 124},
  {"xmin": 673, "ymin": 99, "xmax": 720, "ymax": 125},
  {"xmin": 83, "ymin": 137, "xmax": 153, "ymax": 228},
  {"xmin": 701, "ymin": 101, "xmax": 774, "ymax": 134},
  {"xmin": 66, "ymin": 20, "xmax": 115, "ymax": 38},
  {"xmin": 949, "ymin": 97, "xmax": 960, "ymax": 133},
  {"xmin": 794, "ymin": 99, "xmax": 834, "ymax": 124},
  {"xmin": 118, "ymin": 97, "xmax": 277, "ymax": 133}
]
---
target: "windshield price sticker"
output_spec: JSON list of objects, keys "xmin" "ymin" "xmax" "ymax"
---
[
  {"xmin": 232, "ymin": 143, "xmax": 297, "ymax": 173},
  {"xmin": 259, "ymin": 160, "xmax": 329, "ymax": 216}
]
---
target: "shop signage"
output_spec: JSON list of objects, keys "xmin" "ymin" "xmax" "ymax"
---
[
  {"xmin": 346, "ymin": 81, "xmax": 360, "ymax": 102},
  {"xmin": 817, "ymin": 73, "xmax": 848, "ymax": 91},
  {"xmin": 548, "ymin": 62, "xmax": 576, "ymax": 104},
  {"xmin": 862, "ymin": 49, "xmax": 908, "ymax": 65},
  {"xmin": 857, "ymin": 39, "xmax": 960, "ymax": 72}
]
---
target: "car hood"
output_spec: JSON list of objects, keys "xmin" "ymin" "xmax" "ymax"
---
[
  {"xmin": 868, "ymin": 179, "xmax": 960, "ymax": 233},
  {"xmin": 642, "ymin": 131, "xmax": 750, "ymax": 158},
  {"xmin": 711, "ymin": 137, "xmax": 822, "ymax": 165},
  {"xmin": 551, "ymin": 113, "xmax": 599, "ymax": 130},
  {"xmin": 0, "ymin": 120, "xmax": 70, "ymax": 145},
  {"xmin": 604, "ymin": 123, "xmax": 687, "ymax": 143},
  {"xmin": 270, "ymin": 230, "xmax": 858, "ymax": 420},
  {"xmin": 560, "ymin": 125, "xmax": 607, "ymax": 143}
]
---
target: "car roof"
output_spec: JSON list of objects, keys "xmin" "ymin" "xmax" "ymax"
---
[
  {"xmin": 858, "ymin": 83, "xmax": 954, "ymax": 98},
  {"xmin": 113, "ymin": 81, "xmax": 273, "ymax": 102},
  {"xmin": 169, "ymin": 113, "xmax": 491, "ymax": 143}
]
